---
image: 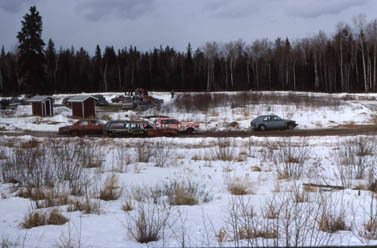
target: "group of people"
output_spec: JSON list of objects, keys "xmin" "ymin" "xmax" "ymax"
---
[
  {"xmin": 125, "ymin": 88, "xmax": 149, "ymax": 97},
  {"xmin": 126, "ymin": 88, "xmax": 175, "ymax": 99}
]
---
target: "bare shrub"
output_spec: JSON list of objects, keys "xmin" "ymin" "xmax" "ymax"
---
[
  {"xmin": 136, "ymin": 142, "xmax": 152, "ymax": 163},
  {"xmin": 318, "ymin": 194, "xmax": 348, "ymax": 233},
  {"xmin": 214, "ymin": 138, "xmax": 234, "ymax": 161},
  {"xmin": 153, "ymin": 141, "xmax": 171, "ymax": 167},
  {"xmin": 99, "ymin": 174, "xmax": 121, "ymax": 201},
  {"xmin": 1, "ymin": 236, "xmax": 19, "ymax": 248},
  {"xmin": 126, "ymin": 202, "xmax": 173, "ymax": 243},
  {"xmin": 274, "ymin": 192, "xmax": 334, "ymax": 247},
  {"xmin": 262, "ymin": 197, "xmax": 279, "ymax": 219},
  {"xmin": 47, "ymin": 140, "xmax": 86, "ymax": 196},
  {"xmin": 225, "ymin": 197, "xmax": 277, "ymax": 247},
  {"xmin": 360, "ymin": 193, "xmax": 377, "ymax": 239},
  {"xmin": 128, "ymin": 184, "xmax": 166, "ymax": 204},
  {"xmin": 5, "ymin": 143, "xmax": 53, "ymax": 188},
  {"xmin": 114, "ymin": 145, "xmax": 132, "ymax": 172},
  {"xmin": 79, "ymin": 140, "xmax": 103, "ymax": 168},
  {"xmin": 2, "ymin": 139, "xmax": 88, "ymax": 201},
  {"xmin": 273, "ymin": 138, "xmax": 308, "ymax": 179},
  {"xmin": 291, "ymin": 184, "xmax": 309, "ymax": 203},
  {"xmin": 67, "ymin": 199, "xmax": 100, "ymax": 214},
  {"xmin": 0, "ymin": 148, "xmax": 7, "ymax": 160},
  {"xmin": 336, "ymin": 137, "xmax": 375, "ymax": 188}
]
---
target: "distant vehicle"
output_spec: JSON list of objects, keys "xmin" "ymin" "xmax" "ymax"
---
[
  {"xmin": 103, "ymin": 120, "xmax": 177, "ymax": 137},
  {"xmin": 111, "ymin": 95, "xmax": 128, "ymax": 103},
  {"xmin": 151, "ymin": 117, "xmax": 199, "ymax": 134},
  {"xmin": 0, "ymin": 97, "xmax": 23, "ymax": 109},
  {"xmin": 58, "ymin": 119, "xmax": 104, "ymax": 136},
  {"xmin": 92, "ymin": 94, "xmax": 109, "ymax": 106},
  {"xmin": 250, "ymin": 115, "xmax": 297, "ymax": 131},
  {"xmin": 62, "ymin": 96, "xmax": 72, "ymax": 107}
]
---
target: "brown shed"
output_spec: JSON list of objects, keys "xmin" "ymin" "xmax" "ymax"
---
[
  {"xmin": 28, "ymin": 95, "xmax": 54, "ymax": 117},
  {"xmin": 67, "ymin": 95, "xmax": 97, "ymax": 118}
]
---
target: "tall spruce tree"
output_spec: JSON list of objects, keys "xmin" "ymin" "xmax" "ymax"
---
[
  {"xmin": 46, "ymin": 39, "xmax": 57, "ymax": 93},
  {"xmin": 17, "ymin": 6, "xmax": 46, "ymax": 94}
]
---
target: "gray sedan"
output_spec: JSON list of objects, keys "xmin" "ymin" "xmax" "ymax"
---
[{"xmin": 250, "ymin": 115, "xmax": 297, "ymax": 131}]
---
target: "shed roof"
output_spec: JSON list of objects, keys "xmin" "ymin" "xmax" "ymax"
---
[
  {"xmin": 28, "ymin": 95, "xmax": 54, "ymax": 102},
  {"xmin": 67, "ymin": 95, "xmax": 98, "ymax": 102}
]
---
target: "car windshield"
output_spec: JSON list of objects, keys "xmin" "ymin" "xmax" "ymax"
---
[{"xmin": 273, "ymin": 116, "xmax": 282, "ymax": 121}]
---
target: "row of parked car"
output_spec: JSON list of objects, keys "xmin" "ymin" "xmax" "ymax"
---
[
  {"xmin": 58, "ymin": 116, "xmax": 200, "ymax": 137},
  {"xmin": 58, "ymin": 114, "xmax": 298, "ymax": 138}
]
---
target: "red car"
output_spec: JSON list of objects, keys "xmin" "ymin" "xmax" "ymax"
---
[
  {"xmin": 152, "ymin": 117, "xmax": 199, "ymax": 134},
  {"xmin": 58, "ymin": 119, "xmax": 104, "ymax": 136}
]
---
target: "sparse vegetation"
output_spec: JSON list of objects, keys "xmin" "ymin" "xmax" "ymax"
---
[
  {"xmin": 99, "ymin": 174, "xmax": 121, "ymax": 201},
  {"xmin": 126, "ymin": 202, "xmax": 172, "ymax": 243},
  {"xmin": 21, "ymin": 209, "xmax": 68, "ymax": 229},
  {"xmin": 226, "ymin": 177, "xmax": 254, "ymax": 195}
]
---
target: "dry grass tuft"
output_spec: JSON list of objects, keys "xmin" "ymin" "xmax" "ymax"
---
[
  {"xmin": 227, "ymin": 178, "xmax": 254, "ymax": 195},
  {"xmin": 21, "ymin": 209, "xmax": 68, "ymax": 229},
  {"xmin": 250, "ymin": 166, "xmax": 262, "ymax": 172},
  {"xmin": 21, "ymin": 211, "xmax": 46, "ymax": 229},
  {"xmin": 239, "ymin": 227, "xmax": 277, "ymax": 240},
  {"xmin": 47, "ymin": 209, "xmax": 68, "ymax": 225},
  {"xmin": 20, "ymin": 140, "xmax": 40, "ymax": 149},
  {"xmin": 318, "ymin": 212, "xmax": 347, "ymax": 233},
  {"xmin": 168, "ymin": 180, "xmax": 212, "ymax": 206},
  {"xmin": 303, "ymin": 184, "xmax": 317, "ymax": 192},
  {"xmin": 100, "ymin": 175, "xmax": 121, "ymax": 201},
  {"xmin": 67, "ymin": 199, "xmax": 100, "ymax": 214},
  {"xmin": 122, "ymin": 201, "xmax": 134, "ymax": 212}
]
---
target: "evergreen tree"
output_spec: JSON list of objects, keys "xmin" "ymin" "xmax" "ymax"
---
[
  {"xmin": 46, "ymin": 38, "xmax": 56, "ymax": 93},
  {"xmin": 17, "ymin": 6, "xmax": 46, "ymax": 94}
]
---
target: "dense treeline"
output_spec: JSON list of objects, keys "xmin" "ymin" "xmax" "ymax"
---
[{"xmin": 1, "ymin": 12, "xmax": 377, "ymax": 95}]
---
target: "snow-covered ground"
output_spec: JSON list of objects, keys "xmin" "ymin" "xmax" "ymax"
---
[{"xmin": 1, "ymin": 91, "xmax": 377, "ymax": 247}]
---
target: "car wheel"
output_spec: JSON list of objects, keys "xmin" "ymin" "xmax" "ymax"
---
[
  {"xmin": 287, "ymin": 123, "xmax": 294, "ymax": 130},
  {"xmin": 259, "ymin": 125, "xmax": 266, "ymax": 131}
]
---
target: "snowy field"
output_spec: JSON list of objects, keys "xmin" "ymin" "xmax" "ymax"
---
[
  {"xmin": 0, "ymin": 91, "xmax": 377, "ymax": 132},
  {"xmin": 1, "ymin": 91, "xmax": 377, "ymax": 247}
]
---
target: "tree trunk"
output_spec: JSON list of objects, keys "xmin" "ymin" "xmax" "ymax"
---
[
  {"xmin": 314, "ymin": 56, "xmax": 319, "ymax": 91},
  {"xmin": 246, "ymin": 60, "xmax": 250, "ymax": 89},
  {"xmin": 103, "ymin": 63, "xmax": 108, "ymax": 92},
  {"xmin": 230, "ymin": 59, "xmax": 234, "ymax": 89},
  {"xmin": 373, "ymin": 43, "xmax": 377, "ymax": 91},
  {"xmin": 360, "ymin": 39, "xmax": 368, "ymax": 92}
]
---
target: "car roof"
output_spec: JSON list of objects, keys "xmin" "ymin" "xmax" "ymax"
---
[{"xmin": 257, "ymin": 115, "xmax": 278, "ymax": 117}]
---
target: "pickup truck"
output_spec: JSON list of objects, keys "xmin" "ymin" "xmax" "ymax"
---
[{"xmin": 151, "ymin": 117, "xmax": 199, "ymax": 134}]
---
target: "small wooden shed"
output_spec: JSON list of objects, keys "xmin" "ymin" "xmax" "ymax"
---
[
  {"xmin": 28, "ymin": 95, "xmax": 54, "ymax": 117},
  {"xmin": 67, "ymin": 95, "xmax": 97, "ymax": 118}
]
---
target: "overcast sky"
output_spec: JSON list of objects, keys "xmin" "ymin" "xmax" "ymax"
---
[{"xmin": 1, "ymin": 0, "xmax": 377, "ymax": 53}]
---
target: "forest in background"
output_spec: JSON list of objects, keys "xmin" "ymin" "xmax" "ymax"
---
[{"xmin": 1, "ymin": 6, "xmax": 377, "ymax": 96}]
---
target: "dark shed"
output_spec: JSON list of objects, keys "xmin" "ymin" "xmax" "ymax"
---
[
  {"xmin": 28, "ymin": 95, "xmax": 54, "ymax": 117},
  {"xmin": 67, "ymin": 95, "xmax": 97, "ymax": 118}
]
